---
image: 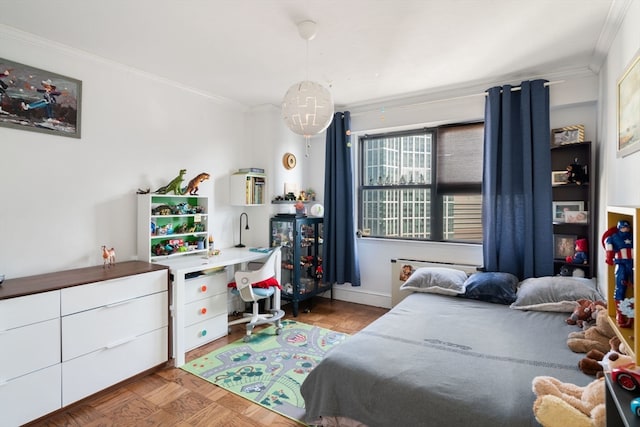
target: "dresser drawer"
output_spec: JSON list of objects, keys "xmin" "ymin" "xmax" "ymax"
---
[
  {"xmin": 0, "ymin": 317, "xmax": 60, "ymax": 381},
  {"xmin": 0, "ymin": 364, "xmax": 61, "ymax": 427},
  {"xmin": 184, "ymin": 270, "xmax": 228, "ymax": 303},
  {"xmin": 184, "ymin": 313, "xmax": 227, "ymax": 351},
  {"xmin": 61, "ymin": 269, "xmax": 167, "ymax": 315},
  {"xmin": 62, "ymin": 327, "xmax": 168, "ymax": 406},
  {"xmin": 0, "ymin": 290, "xmax": 60, "ymax": 331},
  {"xmin": 184, "ymin": 292, "xmax": 227, "ymax": 326},
  {"xmin": 62, "ymin": 291, "xmax": 168, "ymax": 361}
]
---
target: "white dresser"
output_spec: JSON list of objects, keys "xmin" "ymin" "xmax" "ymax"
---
[
  {"xmin": 0, "ymin": 291, "xmax": 62, "ymax": 427},
  {"xmin": 0, "ymin": 261, "xmax": 169, "ymax": 426}
]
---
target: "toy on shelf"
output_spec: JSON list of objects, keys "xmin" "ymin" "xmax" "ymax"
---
[
  {"xmin": 566, "ymin": 238, "xmax": 588, "ymax": 265},
  {"xmin": 155, "ymin": 169, "xmax": 187, "ymax": 194},
  {"xmin": 182, "ymin": 172, "xmax": 209, "ymax": 195},
  {"xmin": 566, "ymin": 158, "xmax": 588, "ymax": 185},
  {"xmin": 101, "ymin": 246, "xmax": 116, "ymax": 268},
  {"xmin": 602, "ymin": 220, "xmax": 634, "ymax": 327}
]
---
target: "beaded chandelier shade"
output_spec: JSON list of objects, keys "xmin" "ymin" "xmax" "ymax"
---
[{"xmin": 281, "ymin": 20, "xmax": 334, "ymax": 150}]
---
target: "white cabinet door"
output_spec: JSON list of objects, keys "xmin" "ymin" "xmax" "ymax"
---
[
  {"xmin": 62, "ymin": 327, "xmax": 168, "ymax": 406},
  {"xmin": 61, "ymin": 270, "xmax": 166, "ymax": 315},
  {"xmin": 62, "ymin": 292, "xmax": 168, "ymax": 361},
  {"xmin": 0, "ymin": 364, "xmax": 61, "ymax": 427}
]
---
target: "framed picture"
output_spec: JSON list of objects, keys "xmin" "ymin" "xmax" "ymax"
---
[
  {"xmin": 564, "ymin": 210, "xmax": 588, "ymax": 224},
  {"xmin": 552, "ymin": 201, "xmax": 584, "ymax": 222},
  {"xmin": 617, "ymin": 49, "xmax": 640, "ymax": 157},
  {"xmin": 0, "ymin": 58, "xmax": 81, "ymax": 138},
  {"xmin": 551, "ymin": 170, "xmax": 569, "ymax": 186},
  {"xmin": 551, "ymin": 125, "xmax": 585, "ymax": 147},
  {"xmin": 554, "ymin": 234, "xmax": 577, "ymax": 260}
]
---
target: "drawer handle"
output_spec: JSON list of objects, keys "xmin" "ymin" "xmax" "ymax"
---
[
  {"xmin": 201, "ymin": 285, "xmax": 207, "ymax": 293},
  {"xmin": 105, "ymin": 335, "xmax": 137, "ymax": 349},
  {"xmin": 200, "ymin": 329, "xmax": 207, "ymax": 337},
  {"xmin": 105, "ymin": 300, "xmax": 132, "ymax": 309},
  {"xmin": 200, "ymin": 307, "xmax": 207, "ymax": 315}
]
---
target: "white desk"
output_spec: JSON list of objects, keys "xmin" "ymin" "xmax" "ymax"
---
[{"xmin": 154, "ymin": 247, "xmax": 270, "ymax": 366}]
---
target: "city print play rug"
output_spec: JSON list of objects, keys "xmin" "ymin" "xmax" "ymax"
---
[{"xmin": 181, "ymin": 320, "xmax": 349, "ymax": 424}]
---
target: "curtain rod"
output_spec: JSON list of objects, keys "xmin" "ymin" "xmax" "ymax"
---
[{"xmin": 349, "ymin": 80, "xmax": 564, "ymax": 117}]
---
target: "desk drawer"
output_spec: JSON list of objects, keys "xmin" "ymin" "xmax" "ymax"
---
[
  {"xmin": 184, "ymin": 270, "xmax": 228, "ymax": 303},
  {"xmin": 184, "ymin": 292, "xmax": 227, "ymax": 326},
  {"xmin": 0, "ymin": 290, "xmax": 60, "ymax": 331},
  {"xmin": 61, "ymin": 269, "xmax": 167, "ymax": 315},
  {"xmin": 62, "ymin": 327, "xmax": 168, "ymax": 406},
  {"xmin": 62, "ymin": 291, "xmax": 168, "ymax": 361},
  {"xmin": 0, "ymin": 318, "xmax": 60, "ymax": 381},
  {"xmin": 184, "ymin": 314, "xmax": 227, "ymax": 351}
]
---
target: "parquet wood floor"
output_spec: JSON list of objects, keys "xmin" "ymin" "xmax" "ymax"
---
[{"xmin": 28, "ymin": 298, "xmax": 388, "ymax": 427}]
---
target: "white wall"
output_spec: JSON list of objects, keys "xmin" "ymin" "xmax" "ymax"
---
[
  {"xmin": 595, "ymin": 0, "xmax": 640, "ymax": 297},
  {"xmin": 0, "ymin": 26, "xmax": 258, "ymax": 278}
]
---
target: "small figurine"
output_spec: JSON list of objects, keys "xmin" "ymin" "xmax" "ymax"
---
[
  {"xmin": 102, "ymin": 245, "xmax": 116, "ymax": 268},
  {"xmin": 566, "ymin": 158, "xmax": 588, "ymax": 185},
  {"xmin": 602, "ymin": 220, "xmax": 634, "ymax": 327},
  {"xmin": 155, "ymin": 169, "xmax": 187, "ymax": 194},
  {"xmin": 181, "ymin": 172, "xmax": 210, "ymax": 195},
  {"xmin": 566, "ymin": 238, "xmax": 588, "ymax": 265}
]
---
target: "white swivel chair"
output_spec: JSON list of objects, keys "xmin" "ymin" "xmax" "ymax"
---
[{"xmin": 228, "ymin": 247, "xmax": 285, "ymax": 341}]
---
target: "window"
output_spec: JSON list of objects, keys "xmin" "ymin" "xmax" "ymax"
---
[{"xmin": 358, "ymin": 123, "xmax": 483, "ymax": 243}]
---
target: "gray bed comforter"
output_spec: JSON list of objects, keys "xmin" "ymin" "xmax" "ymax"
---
[{"xmin": 301, "ymin": 292, "xmax": 592, "ymax": 427}]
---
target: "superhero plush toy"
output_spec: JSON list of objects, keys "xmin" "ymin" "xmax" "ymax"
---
[{"xmin": 602, "ymin": 220, "xmax": 634, "ymax": 327}]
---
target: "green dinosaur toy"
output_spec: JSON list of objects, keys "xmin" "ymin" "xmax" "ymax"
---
[{"xmin": 155, "ymin": 169, "xmax": 187, "ymax": 194}]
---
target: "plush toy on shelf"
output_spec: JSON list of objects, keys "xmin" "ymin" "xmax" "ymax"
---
[
  {"xmin": 566, "ymin": 238, "xmax": 588, "ymax": 265},
  {"xmin": 566, "ymin": 158, "xmax": 588, "ymax": 185},
  {"xmin": 602, "ymin": 219, "xmax": 634, "ymax": 327}
]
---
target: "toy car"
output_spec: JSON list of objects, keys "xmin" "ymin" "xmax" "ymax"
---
[
  {"xmin": 612, "ymin": 367, "xmax": 640, "ymax": 391},
  {"xmin": 631, "ymin": 397, "xmax": 640, "ymax": 417}
]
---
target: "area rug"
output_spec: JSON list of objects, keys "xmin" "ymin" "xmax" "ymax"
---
[{"xmin": 181, "ymin": 320, "xmax": 349, "ymax": 424}]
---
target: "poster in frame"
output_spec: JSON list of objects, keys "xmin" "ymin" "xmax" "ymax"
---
[
  {"xmin": 552, "ymin": 201, "xmax": 584, "ymax": 222},
  {"xmin": 617, "ymin": 48, "xmax": 640, "ymax": 157},
  {"xmin": 554, "ymin": 234, "xmax": 577, "ymax": 260},
  {"xmin": 551, "ymin": 125, "xmax": 585, "ymax": 147},
  {"xmin": 0, "ymin": 58, "xmax": 81, "ymax": 138}
]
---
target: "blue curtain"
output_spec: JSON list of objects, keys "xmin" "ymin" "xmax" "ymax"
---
[
  {"xmin": 483, "ymin": 80, "xmax": 553, "ymax": 279},
  {"xmin": 323, "ymin": 111, "xmax": 361, "ymax": 286}
]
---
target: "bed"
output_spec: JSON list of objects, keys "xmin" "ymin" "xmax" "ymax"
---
[{"xmin": 301, "ymin": 270, "xmax": 604, "ymax": 427}]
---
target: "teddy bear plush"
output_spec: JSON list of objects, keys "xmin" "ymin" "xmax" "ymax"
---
[
  {"xmin": 532, "ymin": 376, "xmax": 604, "ymax": 427},
  {"xmin": 567, "ymin": 306, "xmax": 615, "ymax": 354}
]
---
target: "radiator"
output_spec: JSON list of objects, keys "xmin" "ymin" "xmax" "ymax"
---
[{"xmin": 390, "ymin": 258, "xmax": 480, "ymax": 307}]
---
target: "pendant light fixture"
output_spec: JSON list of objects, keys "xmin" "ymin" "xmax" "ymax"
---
[{"xmin": 281, "ymin": 20, "xmax": 334, "ymax": 156}]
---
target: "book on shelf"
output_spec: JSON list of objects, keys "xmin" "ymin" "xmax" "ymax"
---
[{"xmin": 238, "ymin": 167, "xmax": 265, "ymax": 173}]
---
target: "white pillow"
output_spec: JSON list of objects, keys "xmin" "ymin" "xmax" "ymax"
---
[
  {"xmin": 510, "ymin": 276, "xmax": 603, "ymax": 312},
  {"xmin": 400, "ymin": 267, "xmax": 468, "ymax": 296}
]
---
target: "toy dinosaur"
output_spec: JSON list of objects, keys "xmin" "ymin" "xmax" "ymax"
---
[
  {"xmin": 155, "ymin": 169, "xmax": 187, "ymax": 194},
  {"xmin": 182, "ymin": 172, "xmax": 210, "ymax": 195}
]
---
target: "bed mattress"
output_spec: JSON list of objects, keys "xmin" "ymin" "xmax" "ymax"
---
[{"xmin": 301, "ymin": 292, "xmax": 592, "ymax": 427}]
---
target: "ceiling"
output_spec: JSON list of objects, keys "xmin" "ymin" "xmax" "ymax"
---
[{"xmin": 0, "ymin": 0, "xmax": 630, "ymax": 109}]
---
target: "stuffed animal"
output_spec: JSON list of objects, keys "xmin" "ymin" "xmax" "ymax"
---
[
  {"xmin": 566, "ymin": 299, "xmax": 606, "ymax": 328},
  {"xmin": 567, "ymin": 306, "xmax": 615, "ymax": 354},
  {"xmin": 566, "ymin": 161, "xmax": 588, "ymax": 185},
  {"xmin": 532, "ymin": 376, "xmax": 604, "ymax": 427},
  {"xmin": 578, "ymin": 336, "xmax": 625, "ymax": 377},
  {"xmin": 599, "ymin": 350, "xmax": 635, "ymax": 372}
]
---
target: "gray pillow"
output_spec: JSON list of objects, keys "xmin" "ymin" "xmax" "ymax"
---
[
  {"xmin": 510, "ymin": 276, "xmax": 603, "ymax": 312},
  {"xmin": 462, "ymin": 272, "xmax": 518, "ymax": 304},
  {"xmin": 400, "ymin": 267, "xmax": 468, "ymax": 296}
]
